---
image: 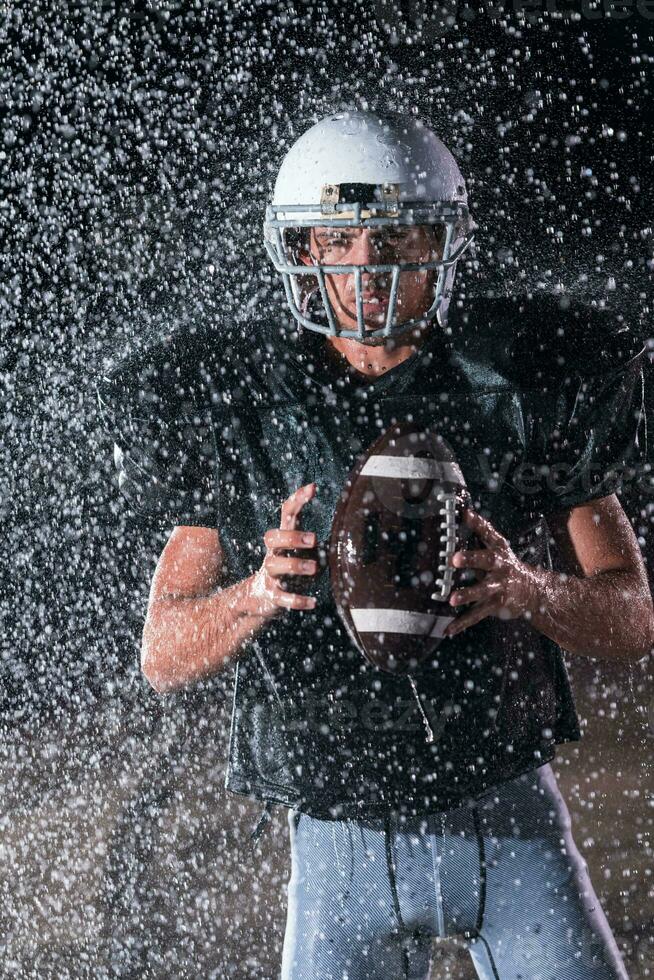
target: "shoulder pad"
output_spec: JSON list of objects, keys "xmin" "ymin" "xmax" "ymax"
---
[
  {"xmin": 449, "ymin": 293, "xmax": 645, "ymax": 387},
  {"xmin": 97, "ymin": 324, "xmax": 273, "ymax": 418}
]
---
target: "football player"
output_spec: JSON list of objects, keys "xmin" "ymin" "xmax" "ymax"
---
[{"xmin": 98, "ymin": 110, "xmax": 652, "ymax": 979}]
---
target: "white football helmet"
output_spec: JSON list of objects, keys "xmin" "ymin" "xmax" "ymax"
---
[{"xmin": 263, "ymin": 109, "xmax": 475, "ymax": 343}]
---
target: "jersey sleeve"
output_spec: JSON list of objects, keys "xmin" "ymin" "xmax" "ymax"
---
[
  {"xmin": 96, "ymin": 341, "xmax": 220, "ymax": 531},
  {"xmin": 525, "ymin": 347, "xmax": 650, "ymax": 519}
]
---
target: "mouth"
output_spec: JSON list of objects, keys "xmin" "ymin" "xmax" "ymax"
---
[{"xmin": 359, "ymin": 293, "xmax": 390, "ymax": 312}]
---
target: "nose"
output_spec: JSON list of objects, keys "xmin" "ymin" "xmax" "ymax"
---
[{"xmin": 347, "ymin": 231, "xmax": 390, "ymax": 297}]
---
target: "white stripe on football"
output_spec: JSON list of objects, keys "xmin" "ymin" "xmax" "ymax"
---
[
  {"xmin": 351, "ymin": 608, "xmax": 454, "ymax": 638},
  {"xmin": 360, "ymin": 455, "xmax": 465, "ymax": 484}
]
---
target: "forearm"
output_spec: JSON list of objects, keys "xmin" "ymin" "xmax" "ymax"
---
[
  {"xmin": 142, "ymin": 574, "xmax": 269, "ymax": 693},
  {"xmin": 526, "ymin": 565, "xmax": 654, "ymax": 663}
]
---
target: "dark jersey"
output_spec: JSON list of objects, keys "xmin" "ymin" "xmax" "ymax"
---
[{"xmin": 97, "ymin": 293, "xmax": 650, "ymax": 821}]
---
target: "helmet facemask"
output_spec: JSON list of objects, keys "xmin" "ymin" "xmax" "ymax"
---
[{"xmin": 264, "ymin": 186, "xmax": 475, "ymax": 345}]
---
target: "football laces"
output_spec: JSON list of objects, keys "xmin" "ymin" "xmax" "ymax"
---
[{"xmin": 431, "ymin": 491, "xmax": 458, "ymax": 601}]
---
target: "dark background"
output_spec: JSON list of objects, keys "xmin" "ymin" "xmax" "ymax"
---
[{"xmin": 1, "ymin": 2, "xmax": 653, "ymax": 977}]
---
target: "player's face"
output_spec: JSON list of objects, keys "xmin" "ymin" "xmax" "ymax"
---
[{"xmin": 299, "ymin": 224, "xmax": 443, "ymax": 334}]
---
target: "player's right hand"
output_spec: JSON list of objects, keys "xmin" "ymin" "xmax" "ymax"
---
[{"xmin": 244, "ymin": 483, "xmax": 318, "ymax": 617}]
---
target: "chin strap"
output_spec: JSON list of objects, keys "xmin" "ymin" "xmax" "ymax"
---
[{"xmin": 406, "ymin": 674, "xmax": 436, "ymax": 744}]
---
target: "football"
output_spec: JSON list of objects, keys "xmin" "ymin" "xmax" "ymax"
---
[{"xmin": 328, "ymin": 420, "xmax": 476, "ymax": 675}]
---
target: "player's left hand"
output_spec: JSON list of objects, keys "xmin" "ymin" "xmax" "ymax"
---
[{"xmin": 443, "ymin": 508, "xmax": 539, "ymax": 637}]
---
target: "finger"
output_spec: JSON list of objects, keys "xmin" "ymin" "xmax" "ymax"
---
[
  {"xmin": 444, "ymin": 599, "xmax": 498, "ymax": 637},
  {"xmin": 280, "ymin": 483, "xmax": 317, "ymax": 531},
  {"xmin": 264, "ymin": 529, "xmax": 317, "ymax": 551},
  {"xmin": 449, "ymin": 577, "xmax": 503, "ymax": 607},
  {"xmin": 462, "ymin": 508, "xmax": 508, "ymax": 549},
  {"xmin": 449, "ymin": 549, "xmax": 500, "ymax": 571},
  {"xmin": 266, "ymin": 556, "xmax": 318, "ymax": 578},
  {"xmin": 275, "ymin": 591, "xmax": 317, "ymax": 611}
]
